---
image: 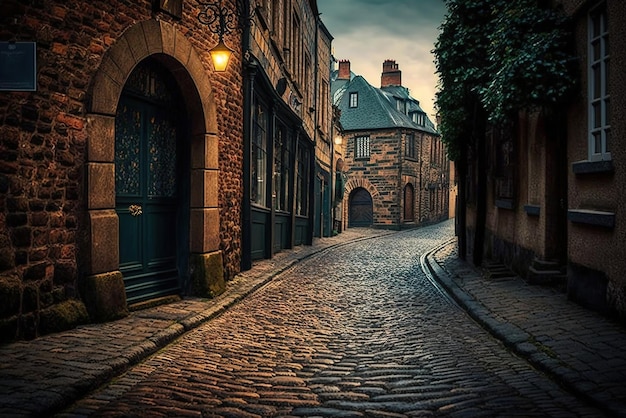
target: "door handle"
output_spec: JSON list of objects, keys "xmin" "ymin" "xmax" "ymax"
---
[{"xmin": 129, "ymin": 204, "xmax": 143, "ymax": 217}]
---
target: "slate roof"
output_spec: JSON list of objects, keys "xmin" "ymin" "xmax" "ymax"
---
[{"xmin": 331, "ymin": 71, "xmax": 438, "ymax": 135}]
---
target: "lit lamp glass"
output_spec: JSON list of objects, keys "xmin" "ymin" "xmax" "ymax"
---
[
  {"xmin": 209, "ymin": 40, "xmax": 233, "ymax": 72},
  {"xmin": 334, "ymin": 135, "xmax": 343, "ymax": 145}
]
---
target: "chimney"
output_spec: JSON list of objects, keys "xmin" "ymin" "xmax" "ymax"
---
[
  {"xmin": 338, "ymin": 60, "xmax": 351, "ymax": 80},
  {"xmin": 381, "ymin": 59, "xmax": 401, "ymax": 87}
]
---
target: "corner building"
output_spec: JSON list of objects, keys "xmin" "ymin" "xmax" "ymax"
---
[
  {"xmin": 332, "ymin": 60, "xmax": 450, "ymax": 229},
  {"xmin": 0, "ymin": 0, "xmax": 245, "ymax": 341}
]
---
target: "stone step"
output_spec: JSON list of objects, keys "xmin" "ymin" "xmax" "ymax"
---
[
  {"xmin": 527, "ymin": 266, "xmax": 568, "ymax": 292},
  {"xmin": 483, "ymin": 263, "xmax": 517, "ymax": 280},
  {"xmin": 530, "ymin": 257, "xmax": 562, "ymax": 272}
]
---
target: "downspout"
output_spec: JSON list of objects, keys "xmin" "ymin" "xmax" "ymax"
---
[
  {"xmin": 398, "ymin": 131, "xmax": 403, "ymax": 229},
  {"xmin": 241, "ymin": 0, "xmax": 254, "ymax": 271},
  {"xmin": 418, "ymin": 133, "xmax": 423, "ymax": 224},
  {"xmin": 307, "ymin": 14, "xmax": 321, "ymax": 244}
]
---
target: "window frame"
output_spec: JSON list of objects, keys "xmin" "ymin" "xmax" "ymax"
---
[
  {"xmin": 354, "ymin": 135, "xmax": 370, "ymax": 159},
  {"xmin": 588, "ymin": 1, "xmax": 611, "ymax": 161},
  {"xmin": 349, "ymin": 92, "xmax": 358, "ymax": 108},
  {"xmin": 251, "ymin": 99, "xmax": 269, "ymax": 207},
  {"xmin": 405, "ymin": 133, "xmax": 416, "ymax": 159}
]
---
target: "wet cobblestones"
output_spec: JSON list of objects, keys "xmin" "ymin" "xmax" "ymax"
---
[{"xmin": 60, "ymin": 222, "xmax": 603, "ymax": 417}]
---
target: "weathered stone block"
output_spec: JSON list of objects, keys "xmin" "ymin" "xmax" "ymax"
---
[
  {"xmin": 39, "ymin": 299, "xmax": 89, "ymax": 335},
  {"xmin": 190, "ymin": 208, "xmax": 220, "ymax": 253},
  {"xmin": 54, "ymin": 260, "xmax": 76, "ymax": 285},
  {"xmin": 86, "ymin": 209, "xmax": 119, "ymax": 275},
  {"xmin": 86, "ymin": 114, "xmax": 115, "ymax": 162},
  {"xmin": 80, "ymin": 271, "xmax": 128, "ymax": 322},
  {"xmin": 0, "ymin": 275, "xmax": 21, "ymax": 316},
  {"xmin": 190, "ymin": 169, "xmax": 219, "ymax": 208},
  {"xmin": 0, "ymin": 316, "xmax": 18, "ymax": 343},
  {"xmin": 87, "ymin": 163, "xmax": 115, "ymax": 209},
  {"xmin": 190, "ymin": 251, "xmax": 225, "ymax": 298},
  {"xmin": 191, "ymin": 133, "xmax": 219, "ymax": 169}
]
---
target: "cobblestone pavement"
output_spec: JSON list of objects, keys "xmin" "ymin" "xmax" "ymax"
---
[
  {"xmin": 426, "ymin": 237, "xmax": 626, "ymax": 418},
  {"xmin": 0, "ymin": 228, "xmax": 393, "ymax": 418},
  {"xmin": 57, "ymin": 221, "xmax": 603, "ymax": 417}
]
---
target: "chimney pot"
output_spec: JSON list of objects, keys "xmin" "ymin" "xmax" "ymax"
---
[
  {"xmin": 338, "ymin": 60, "xmax": 351, "ymax": 80},
  {"xmin": 381, "ymin": 60, "xmax": 401, "ymax": 87}
]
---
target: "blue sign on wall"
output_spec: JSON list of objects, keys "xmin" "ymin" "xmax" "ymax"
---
[{"xmin": 0, "ymin": 42, "xmax": 37, "ymax": 91}]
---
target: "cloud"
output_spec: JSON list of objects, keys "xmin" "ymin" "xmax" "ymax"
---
[{"xmin": 318, "ymin": 0, "xmax": 446, "ymax": 120}]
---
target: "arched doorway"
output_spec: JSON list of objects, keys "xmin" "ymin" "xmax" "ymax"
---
[
  {"xmin": 115, "ymin": 58, "xmax": 189, "ymax": 304},
  {"xmin": 349, "ymin": 187, "xmax": 373, "ymax": 227}
]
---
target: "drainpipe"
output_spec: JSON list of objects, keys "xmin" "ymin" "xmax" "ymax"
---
[
  {"xmin": 307, "ymin": 14, "xmax": 321, "ymax": 244},
  {"xmin": 398, "ymin": 131, "xmax": 403, "ymax": 229},
  {"xmin": 241, "ymin": 0, "xmax": 254, "ymax": 271},
  {"xmin": 418, "ymin": 132, "xmax": 423, "ymax": 224}
]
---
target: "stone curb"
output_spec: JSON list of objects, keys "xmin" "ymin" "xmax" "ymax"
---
[
  {"xmin": 1, "ymin": 231, "xmax": 396, "ymax": 418},
  {"xmin": 423, "ymin": 239, "xmax": 622, "ymax": 418}
]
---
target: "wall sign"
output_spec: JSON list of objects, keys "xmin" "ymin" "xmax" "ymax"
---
[
  {"xmin": 154, "ymin": 0, "xmax": 182, "ymax": 19},
  {"xmin": 0, "ymin": 42, "xmax": 37, "ymax": 91}
]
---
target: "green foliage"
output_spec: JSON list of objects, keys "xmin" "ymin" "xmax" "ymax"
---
[
  {"xmin": 433, "ymin": 0, "xmax": 579, "ymax": 160},
  {"xmin": 481, "ymin": 0, "xmax": 579, "ymax": 122}
]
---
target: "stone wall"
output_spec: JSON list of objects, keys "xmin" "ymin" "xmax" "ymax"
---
[
  {"xmin": 0, "ymin": 0, "xmax": 244, "ymax": 341},
  {"xmin": 343, "ymin": 129, "xmax": 449, "ymax": 228}
]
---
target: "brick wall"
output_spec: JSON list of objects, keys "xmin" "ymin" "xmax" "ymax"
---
[
  {"xmin": 0, "ymin": 0, "xmax": 244, "ymax": 340},
  {"xmin": 343, "ymin": 129, "xmax": 449, "ymax": 228}
]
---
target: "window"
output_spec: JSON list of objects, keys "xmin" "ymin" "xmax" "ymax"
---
[
  {"xmin": 296, "ymin": 143, "xmax": 309, "ymax": 216},
  {"xmin": 272, "ymin": 0, "xmax": 280, "ymax": 36},
  {"xmin": 405, "ymin": 133, "xmax": 415, "ymax": 159},
  {"xmin": 354, "ymin": 135, "xmax": 370, "ymax": 159},
  {"xmin": 318, "ymin": 80, "xmax": 329, "ymax": 132},
  {"xmin": 413, "ymin": 112, "xmax": 425, "ymax": 126},
  {"xmin": 589, "ymin": 2, "xmax": 610, "ymax": 161},
  {"xmin": 252, "ymin": 100, "xmax": 268, "ymax": 206},
  {"xmin": 349, "ymin": 92, "xmax": 358, "ymax": 108},
  {"xmin": 305, "ymin": 53, "xmax": 311, "ymax": 110},
  {"xmin": 291, "ymin": 12, "xmax": 301, "ymax": 83},
  {"xmin": 274, "ymin": 122, "xmax": 286, "ymax": 211},
  {"xmin": 396, "ymin": 99, "xmax": 406, "ymax": 114}
]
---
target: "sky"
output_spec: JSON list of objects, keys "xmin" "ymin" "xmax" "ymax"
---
[{"xmin": 317, "ymin": 0, "xmax": 447, "ymax": 122}]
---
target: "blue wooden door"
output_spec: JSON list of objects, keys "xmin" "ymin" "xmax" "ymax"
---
[{"xmin": 115, "ymin": 62, "xmax": 183, "ymax": 304}]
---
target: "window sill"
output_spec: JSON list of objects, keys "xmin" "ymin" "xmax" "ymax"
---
[
  {"xmin": 495, "ymin": 199, "xmax": 514, "ymax": 210},
  {"xmin": 567, "ymin": 209, "xmax": 615, "ymax": 228},
  {"xmin": 524, "ymin": 205, "xmax": 540, "ymax": 216},
  {"xmin": 572, "ymin": 159, "xmax": 614, "ymax": 175}
]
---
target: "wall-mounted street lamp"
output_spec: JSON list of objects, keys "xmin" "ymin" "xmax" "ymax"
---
[{"xmin": 198, "ymin": 0, "xmax": 237, "ymax": 71}]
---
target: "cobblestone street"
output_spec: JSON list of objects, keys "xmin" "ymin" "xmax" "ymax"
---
[{"xmin": 59, "ymin": 222, "xmax": 602, "ymax": 417}]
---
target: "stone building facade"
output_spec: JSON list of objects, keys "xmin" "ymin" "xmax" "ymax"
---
[
  {"xmin": 240, "ymin": 0, "xmax": 332, "ymax": 268},
  {"xmin": 460, "ymin": 0, "xmax": 626, "ymax": 320},
  {"xmin": 332, "ymin": 60, "xmax": 449, "ymax": 230},
  {"xmin": 0, "ymin": 0, "xmax": 332, "ymax": 341},
  {"xmin": 0, "ymin": 0, "xmax": 244, "ymax": 341}
]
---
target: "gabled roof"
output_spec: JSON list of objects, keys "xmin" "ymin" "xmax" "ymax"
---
[{"xmin": 333, "ymin": 74, "xmax": 438, "ymax": 135}]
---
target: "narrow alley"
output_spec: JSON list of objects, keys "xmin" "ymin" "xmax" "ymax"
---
[{"xmin": 57, "ymin": 221, "xmax": 602, "ymax": 417}]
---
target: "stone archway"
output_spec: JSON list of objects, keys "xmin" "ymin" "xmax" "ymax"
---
[
  {"xmin": 81, "ymin": 20, "xmax": 223, "ymax": 321},
  {"xmin": 343, "ymin": 177, "xmax": 380, "ymax": 229}
]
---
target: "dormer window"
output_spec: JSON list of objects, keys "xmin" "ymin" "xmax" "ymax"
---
[
  {"xmin": 349, "ymin": 92, "xmax": 358, "ymax": 108},
  {"xmin": 396, "ymin": 99, "xmax": 406, "ymax": 113},
  {"xmin": 412, "ymin": 112, "xmax": 425, "ymax": 126}
]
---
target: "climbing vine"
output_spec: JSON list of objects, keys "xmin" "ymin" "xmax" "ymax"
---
[{"xmin": 433, "ymin": 0, "xmax": 578, "ymax": 160}]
